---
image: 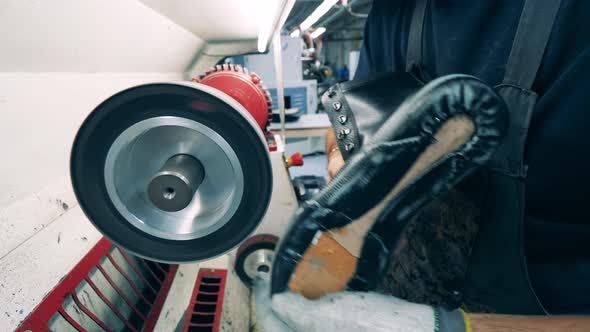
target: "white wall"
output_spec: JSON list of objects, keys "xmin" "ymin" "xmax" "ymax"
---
[
  {"xmin": 0, "ymin": 1, "xmax": 202, "ymax": 329},
  {"xmin": 140, "ymin": 0, "xmax": 261, "ymax": 42},
  {"xmin": 0, "ymin": 0, "xmax": 204, "ymax": 72}
]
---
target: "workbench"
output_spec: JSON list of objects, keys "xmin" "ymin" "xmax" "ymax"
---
[{"xmin": 269, "ymin": 113, "xmax": 331, "ymax": 138}]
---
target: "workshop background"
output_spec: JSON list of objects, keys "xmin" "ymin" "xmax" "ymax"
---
[{"xmin": 0, "ymin": 0, "xmax": 371, "ymax": 331}]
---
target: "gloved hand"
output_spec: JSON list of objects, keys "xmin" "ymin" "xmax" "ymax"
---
[
  {"xmin": 252, "ymin": 278, "xmax": 294, "ymax": 332},
  {"xmin": 271, "ymin": 291, "xmax": 471, "ymax": 332}
]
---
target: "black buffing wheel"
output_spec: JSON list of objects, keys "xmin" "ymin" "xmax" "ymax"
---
[
  {"xmin": 234, "ymin": 234, "xmax": 279, "ymax": 286},
  {"xmin": 71, "ymin": 82, "xmax": 272, "ymax": 263}
]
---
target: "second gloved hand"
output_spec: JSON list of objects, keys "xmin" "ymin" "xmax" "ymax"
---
[{"xmin": 271, "ymin": 291, "xmax": 470, "ymax": 332}]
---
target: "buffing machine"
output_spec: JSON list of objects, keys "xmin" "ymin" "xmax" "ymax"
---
[
  {"xmin": 70, "ymin": 64, "xmax": 284, "ymax": 263},
  {"xmin": 16, "ymin": 64, "xmax": 303, "ymax": 331}
]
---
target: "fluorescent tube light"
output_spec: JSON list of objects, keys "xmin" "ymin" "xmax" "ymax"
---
[
  {"xmin": 310, "ymin": 27, "xmax": 326, "ymax": 39},
  {"xmin": 300, "ymin": 0, "xmax": 338, "ymax": 31}
]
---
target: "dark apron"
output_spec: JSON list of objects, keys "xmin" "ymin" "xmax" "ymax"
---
[
  {"xmin": 323, "ymin": 0, "xmax": 562, "ymax": 315},
  {"xmin": 405, "ymin": 0, "xmax": 562, "ymax": 315}
]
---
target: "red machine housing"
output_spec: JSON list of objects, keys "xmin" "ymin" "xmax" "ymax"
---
[{"xmin": 193, "ymin": 64, "xmax": 272, "ymax": 132}]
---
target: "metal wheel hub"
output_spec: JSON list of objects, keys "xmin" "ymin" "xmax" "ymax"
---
[
  {"xmin": 242, "ymin": 249, "xmax": 274, "ymax": 281},
  {"xmin": 104, "ymin": 116, "xmax": 244, "ymax": 241}
]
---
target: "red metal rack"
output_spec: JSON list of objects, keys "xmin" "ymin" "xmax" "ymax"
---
[
  {"xmin": 181, "ymin": 269, "xmax": 227, "ymax": 332},
  {"xmin": 16, "ymin": 238, "xmax": 178, "ymax": 332}
]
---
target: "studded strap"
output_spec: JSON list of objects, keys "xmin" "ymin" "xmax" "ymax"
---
[{"xmin": 322, "ymin": 84, "xmax": 362, "ymax": 160}]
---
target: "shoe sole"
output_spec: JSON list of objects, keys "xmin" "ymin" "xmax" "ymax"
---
[{"xmin": 288, "ymin": 115, "xmax": 475, "ymax": 299}]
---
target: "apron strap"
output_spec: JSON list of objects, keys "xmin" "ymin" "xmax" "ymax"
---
[
  {"xmin": 464, "ymin": 0, "xmax": 563, "ymax": 315},
  {"xmin": 491, "ymin": 0, "xmax": 562, "ymax": 177},
  {"xmin": 502, "ymin": 0, "xmax": 562, "ymax": 89},
  {"xmin": 405, "ymin": 0, "xmax": 428, "ymax": 73}
]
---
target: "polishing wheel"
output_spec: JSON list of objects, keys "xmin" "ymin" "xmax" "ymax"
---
[
  {"xmin": 71, "ymin": 66, "xmax": 273, "ymax": 263},
  {"xmin": 234, "ymin": 234, "xmax": 278, "ymax": 285}
]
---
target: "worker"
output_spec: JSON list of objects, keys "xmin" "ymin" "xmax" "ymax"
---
[
  {"xmin": 336, "ymin": 64, "xmax": 350, "ymax": 82},
  {"xmin": 263, "ymin": 1, "xmax": 590, "ymax": 331}
]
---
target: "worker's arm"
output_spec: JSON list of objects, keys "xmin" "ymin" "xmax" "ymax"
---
[
  {"xmin": 326, "ymin": 128, "xmax": 345, "ymax": 182},
  {"xmin": 271, "ymin": 291, "xmax": 590, "ymax": 332}
]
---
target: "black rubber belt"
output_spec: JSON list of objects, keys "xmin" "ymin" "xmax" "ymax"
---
[{"xmin": 71, "ymin": 83, "xmax": 272, "ymax": 263}]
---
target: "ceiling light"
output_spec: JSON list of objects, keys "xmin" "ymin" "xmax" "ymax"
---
[
  {"xmin": 310, "ymin": 27, "xmax": 326, "ymax": 39},
  {"xmin": 290, "ymin": 29, "xmax": 301, "ymax": 38},
  {"xmin": 299, "ymin": 0, "xmax": 338, "ymax": 31}
]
